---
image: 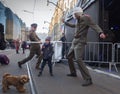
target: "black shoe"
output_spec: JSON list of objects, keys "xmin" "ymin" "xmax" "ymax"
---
[
  {"xmin": 18, "ymin": 62, "xmax": 22, "ymax": 68},
  {"xmin": 50, "ymin": 73, "xmax": 54, "ymax": 76},
  {"xmin": 67, "ymin": 73, "xmax": 77, "ymax": 77},
  {"xmin": 38, "ymin": 72, "xmax": 42, "ymax": 77},
  {"xmin": 35, "ymin": 67, "xmax": 40, "ymax": 70},
  {"xmin": 82, "ymin": 79, "xmax": 93, "ymax": 86},
  {"xmin": 36, "ymin": 55, "xmax": 39, "ymax": 58}
]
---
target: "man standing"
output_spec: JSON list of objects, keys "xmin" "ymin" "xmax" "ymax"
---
[
  {"xmin": 18, "ymin": 23, "xmax": 42, "ymax": 69},
  {"xmin": 60, "ymin": 33, "xmax": 67, "ymax": 59},
  {"xmin": 62, "ymin": 7, "xmax": 106, "ymax": 86},
  {"xmin": 21, "ymin": 41, "xmax": 27, "ymax": 54},
  {"xmin": 15, "ymin": 39, "xmax": 20, "ymax": 54}
]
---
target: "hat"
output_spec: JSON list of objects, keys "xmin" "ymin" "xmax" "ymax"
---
[
  {"xmin": 72, "ymin": 7, "xmax": 83, "ymax": 17},
  {"xmin": 45, "ymin": 36, "xmax": 51, "ymax": 41},
  {"xmin": 31, "ymin": 23, "xmax": 37, "ymax": 28}
]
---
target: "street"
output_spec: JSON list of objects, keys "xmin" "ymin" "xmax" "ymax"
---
[
  {"xmin": 0, "ymin": 49, "xmax": 120, "ymax": 94},
  {"xmin": 1, "ymin": 0, "xmax": 120, "ymax": 94},
  {"xmin": 0, "ymin": 50, "xmax": 30, "ymax": 94}
]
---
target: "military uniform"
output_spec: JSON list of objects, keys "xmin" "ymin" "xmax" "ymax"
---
[
  {"xmin": 65, "ymin": 14, "xmax": 103, "ymax": 80},
  {"xmin": 18, "ymin": 30, "xmax": 42, "ymax": 69}
]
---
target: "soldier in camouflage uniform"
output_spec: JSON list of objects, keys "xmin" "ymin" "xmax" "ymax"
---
[
  {"xmin": 62, "ymin": 7, "xmax": 106, "ymax": 86},
  {"xmin": 18, "ymin": 23, "xmax": 42, "ymax": 69}
]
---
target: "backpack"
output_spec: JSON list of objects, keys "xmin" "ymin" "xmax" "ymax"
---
[{"xmin": 0, "ymin": 54, "xmax": 9, "ymax": 65}]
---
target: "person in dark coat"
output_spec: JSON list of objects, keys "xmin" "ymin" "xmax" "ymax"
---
[
  {"xmin": 60, "ymin": 33, "xmax": 67, "ymax": 59},
  {"xmin": 15, "ymin": 39, "xmax": 20, "ymax": 54},
  {"xmin": 21, "ymin": 41, "xmax": 27, "ymax": 54},
  {"xmin": 38, "ymin": 37, "xmax": 54, "ymax": 76}
]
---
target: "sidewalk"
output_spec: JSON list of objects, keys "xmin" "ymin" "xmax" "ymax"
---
[
  {"xmin": 0, "ymin": 51, "xmax": 31, "ymax": 94},
  {"xmin": 29, "ymin": 59, "xmax": 120, "ymax": 94},
  {"xmin": 0, "ymin": 49, "xmax": 12, "ymax": 53}
]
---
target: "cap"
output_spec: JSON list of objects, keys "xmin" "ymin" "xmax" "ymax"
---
[
  {"xmin": 72, "ymin": 7, "xmax": 83, "ymax": 15},
  {"xmin": 45, "ymin": 36, "xmax": 51, "ymax": 41},
  {"xmin": 31, "ymin": 23, "xmax": 37, "ymax": 28}
]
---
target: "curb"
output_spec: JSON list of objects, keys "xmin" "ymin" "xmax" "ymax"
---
[
  {"xmin": 26, "ymin": 63, "xmax": 38, "ymax": 94},
  {"xmin": 88, "ymin": 67, "xmax": 120, "ymax": 80}
]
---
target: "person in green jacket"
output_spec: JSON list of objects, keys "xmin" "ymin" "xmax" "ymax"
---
[
  {"xmin": 18, "ymin": 23, "xmax": 42, "ymax": 69},
  {"xmin": 62, "ymin": 7, "xmax": 106, "ymax": 86}
]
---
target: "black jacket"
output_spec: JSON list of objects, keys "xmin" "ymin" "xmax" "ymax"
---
[
  {"xmin": 42, "ymin": 43, "xmax": 54, "ymax": 60},
  {"xmin": 22, "ymin": 41, "xmax": 27, "ymax": 48}
]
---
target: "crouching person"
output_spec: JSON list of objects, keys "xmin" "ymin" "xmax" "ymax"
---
[{"xmin": 38, "ymin": 37, "xmax": 54, "ymax": 77}]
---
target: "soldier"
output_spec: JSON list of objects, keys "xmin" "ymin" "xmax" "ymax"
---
[
  {"xmin": 62, "ymin": 7, "xmax": 106, "ymax": 86},
  {"xmin": 18, "ymin": 23, "xmax": 42, "ymax": 69}
]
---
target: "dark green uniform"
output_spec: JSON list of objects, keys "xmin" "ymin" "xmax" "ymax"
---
[
  {"xmin": 65, "ymin": 14, "xmax": 103, "ymax": 80},
  {"xmin": 19, "ymin": 30, "xmax": 42, "ymax": 69}
]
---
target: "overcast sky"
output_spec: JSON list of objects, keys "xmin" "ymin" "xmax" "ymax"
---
[{"xmin": 2, "ymin": 0, "xmax": 58, "ymax": 33}]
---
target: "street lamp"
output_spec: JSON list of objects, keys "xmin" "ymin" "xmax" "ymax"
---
[
  {"xmin": 42, "ymin": 27, "xmax": 49, "ymax": 32},
  {"xmin": 23, "ymin": 10, "xmax": 34, "ymax": 14},
  {"xmin": 47, "ymin": 0, "xmax": 63, "ymax": 11},
  {"xmin": 47, "ymin": 0, "xmax": 65, "ymax": 41},
  {"xmin": 44, "ymin": 20, "xmax": 54, "ymax": 26},
  {"xmin": 44, "ymin": 21, "xmax": 50, "ymax": 24},
  {"xmin": 23, "ymin": 10, "xmax": 34, "ymax": 22}
]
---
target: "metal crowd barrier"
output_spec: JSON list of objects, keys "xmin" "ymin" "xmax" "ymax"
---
[
  {"xmin": 84, "ymin": 42, "xmax": 118, "ymax": 72},
  {"xmin": 54, "ymin": 41, "xmax": 119, "ymax": 72},
  {"xmin": 111, "ymin": 43, "xmax": 120, "ymax": 72},
  {"xmin": 27, "ymin": 41, "xmax": 119, "ymax": 72}
]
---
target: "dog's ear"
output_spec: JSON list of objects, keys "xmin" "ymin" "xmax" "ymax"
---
[
  {"xmin": 20, "ymin": 75, "xmax": 29, "ymax": 84},
  {"xmin": 3, "ymin": 73, "xmax": 11, "ymax": 78}
]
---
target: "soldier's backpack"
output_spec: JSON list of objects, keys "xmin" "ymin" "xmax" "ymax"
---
[{"xmin": 0, "ymin": 54, "xmax": 9, "ymax": 65}]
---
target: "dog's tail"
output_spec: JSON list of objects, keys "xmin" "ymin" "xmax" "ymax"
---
[{"xmin": 3, "ymin": 73, "xmax": 11, "ymax": 78}]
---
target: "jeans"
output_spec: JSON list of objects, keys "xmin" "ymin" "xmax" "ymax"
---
[{"xmin": 40, "ymin": 59, "xmax": 52, "ymax": 74}]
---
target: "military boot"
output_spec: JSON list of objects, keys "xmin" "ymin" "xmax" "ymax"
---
[
  {"xmin": 18, "ymin": 62, "xmax": 22, "ymax": 68},
  {"xmin": 38, "ymin": 71, "xmax": 42, "ymax": 77},
  {"xmin": 50, "ymin": 72, "xmax": 54, "ymax": 76},
  {"xmin": 67, "ymin": 73, "xmax": 77, "ymax": 77},
  {"xmin": 35, "ymin": 63, "xmax": 40, "ymax": 70},
  {"xmin": 82, "ymin": 79, "xmax": 93, "ymax": 86}
]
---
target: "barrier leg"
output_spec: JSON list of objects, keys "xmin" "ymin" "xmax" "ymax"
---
[
  {"xmin": 114, "ymin": 64, "xmax": 118, "ymax": 72},
  {"xmin": 52, "ymin": 61, "xmax": 56, "ymax": 67},
  {"xmin": 109, "ymin": 63, "xmax": 112, "ymax": 72}
]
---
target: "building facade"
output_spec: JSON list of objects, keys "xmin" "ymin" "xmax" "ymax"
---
[
  {"xmin": 0, "ymin": 2, "xmax": 6, "ymax": 33},
  {"xmin": 48, "ymin": 0, "xmax": 79, "ymax": 40},
  {"xmin": 49, "ymin": 0, "xmax": 99, "ymax": 42},
  {"xmin": 48, "ymin": 0, "xmax": 120, "ymax": 62},
  {"xmin": 0, "ymin": 2, "xmax": 27, "ymax": 42},
  {"xmin": 49, "ymin": 0, "xmax": 120, "ymax": 43}
]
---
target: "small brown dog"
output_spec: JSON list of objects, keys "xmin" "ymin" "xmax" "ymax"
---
[{"xmin": 2, "ymin": 73, "xmax": 29, "ymax": 93}]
